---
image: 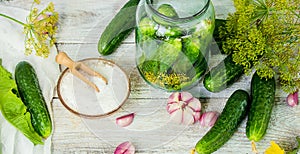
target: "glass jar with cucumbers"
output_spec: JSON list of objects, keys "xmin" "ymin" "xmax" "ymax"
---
[{"xmin": 135, "ymin": 0, "xmax": 215, "ymax": 91}]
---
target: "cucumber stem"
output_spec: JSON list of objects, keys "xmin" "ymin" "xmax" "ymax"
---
[
  {"xmin": 190, "ymin": 148, "xmax": 195, "ymax": 154},
  {"xmin": 251, "ymin": 140, "xmax": 258, "ymax": 154}
]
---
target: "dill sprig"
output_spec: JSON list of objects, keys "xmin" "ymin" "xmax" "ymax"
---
[
  {"xmin": 0, "ymin": 0, "xmax": 58, "ymax": 58},
  {"xmin": 220, "ymin": 0, "xmax": 300, "ymax": 93},
  {"xmin": 144, "ymin": 72, "xmax": 190, "ymax": 90}
]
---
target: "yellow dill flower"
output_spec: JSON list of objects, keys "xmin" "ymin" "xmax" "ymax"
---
[
  {"xmin": 220, "ymin": 0, "xmax": 300, "ymax": 93},
  {"xmin": 265, "ymin": 141, "xmax": 285, "ymax": 154},
  {"xmin": 34, "ymin": 0, "xmax": 40, "ymax": 4},
  {"xmin": 144, "ymin": 71, "xmax": 190, "ymax": 90},
  {"xmin": 24, "ymin": 2, "xmax": 58, "ymax": 58},
  {"xmin": 0, "ymin": 1, "xmax": 58, "ymax": 58}
]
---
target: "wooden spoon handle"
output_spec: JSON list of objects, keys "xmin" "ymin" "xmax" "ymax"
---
[
  {"xmin": 55, "ymin": 51, "xmax": 102, "ymax": 93},
  {"xmin": 55, "ymin": 52, "xmax": 75, "ymax": 69}
]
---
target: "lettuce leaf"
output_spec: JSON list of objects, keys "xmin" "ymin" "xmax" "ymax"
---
[{"xmin": 0, "ymin": 60, "xmax": 43, "ymax": 145}]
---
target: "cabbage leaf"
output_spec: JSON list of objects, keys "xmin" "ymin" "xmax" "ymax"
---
[{"xmin": 0, "ymin": 60, "xmax": 43, "ymax": 145}]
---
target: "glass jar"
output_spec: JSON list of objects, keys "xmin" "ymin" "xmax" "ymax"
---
[{"xmin": 135, "ymin": 0, "xmax": 215, "ymax": 91}]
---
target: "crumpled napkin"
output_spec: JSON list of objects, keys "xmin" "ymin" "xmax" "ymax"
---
[{"xmin": 0, "ymin": 5, "xmax": 59, "ymax": 154}]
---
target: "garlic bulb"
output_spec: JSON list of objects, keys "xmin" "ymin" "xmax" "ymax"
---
[{"xmin": 167, "ymin": 92, "xmax": 201, "ymax": 125}]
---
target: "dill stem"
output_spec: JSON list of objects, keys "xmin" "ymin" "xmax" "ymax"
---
[{"xmin": 0, "ymin": 13, "xmax": 25, "ymax": 26}]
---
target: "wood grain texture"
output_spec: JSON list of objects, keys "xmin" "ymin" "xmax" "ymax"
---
[
  {"xmin": 52, "ymin": 96, "xmax": 300, "ymax": 153},
  {"xmin": 2, "ymin": 0, "xmax": 300, "ymax": 153}
]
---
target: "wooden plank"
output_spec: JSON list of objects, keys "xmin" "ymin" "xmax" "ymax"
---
[
  {"xmin": 52, "ymin": 97, "xmax": 300, "ymax": 153},
  {"xmin": 53, "ymin": 44, "xmax": 299, "ymax": 154}
]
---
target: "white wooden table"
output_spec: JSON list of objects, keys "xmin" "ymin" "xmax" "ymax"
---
[{"xmin": 1, "ymin": 0, "xmax": 300, "ymax": 153}]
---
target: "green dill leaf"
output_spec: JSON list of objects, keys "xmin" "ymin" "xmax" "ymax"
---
[{"xmin": 220, "ymin": 0, "xmax": 300, "ymax": 93}]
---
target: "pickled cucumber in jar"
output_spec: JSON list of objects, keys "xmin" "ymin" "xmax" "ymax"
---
[{"xmin": 136, "ymin": 1, "xmax": 215, "ymax": 91}]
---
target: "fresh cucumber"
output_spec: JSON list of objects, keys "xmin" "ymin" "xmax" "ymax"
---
[
  {"xmin": 15, "ymin": 61, "xmax": 52, "ymax": 138},
  {"xmin": 203, "ymin": 55, "xmax": 244, "ymax": 92},
  {"xmin": 213, "ymin": 19, "xmax": 226, "ymax": 42},
  {"xmin": 246, "ymin": 72, "xmax": 276, "ymax": 142},
  {"xmin": 195, "ymin": 90, "xmax": 250, "ymax": 154},
  {"xmin": 98, "ymin": 0, "xmax": 140, "ymax": 55},
  {"xmin": 211, "ymin": 19, "xmax": 226, "ymax": 54},
  {"xmin": 0, "ymin": 61, "xmax": 44, "ymax": 144}
]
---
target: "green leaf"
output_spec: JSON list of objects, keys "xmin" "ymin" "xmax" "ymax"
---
[{"xmin": 0, "ymin": 64, "xmax": 43, "ymax": 145}]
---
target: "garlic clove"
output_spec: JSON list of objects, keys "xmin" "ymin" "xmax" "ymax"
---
[
  {"xmin": 180, "ymin": 91, "xmax": 194, "ymax": 102},
  {"xmin": 170, "ymin": 108, "xmax": 184, "ymax": 124},
  {"xmin": 170, "ymin": 108, "xmax": 194, "ymax": 125},
  {"xmin": 199, "ymin": 111, "xmax": 219, "ymax": 127},
  {"xmin": 168, "ymin": 92, "xmax": 179, "ymax": 102},
  {"xmin": 166, "ymin": 101, "xmax": 180, "ymax": 114},
  {"xmin": 186, "ymin": 97, "xmax": 201, "ymax": 112},
  {"xmin": 114, "ymin": 141, "xmax": 135, "ymax": 154},
  {"xmin": 193, "ymin": 111, "xmax": 201, "ymax": 122},
  {"xmin": 116, "ymin": 113, "xmax": 135, "ymax": 127},
  {"xmin": 286, "ymin": 91, "xmax": 299, "ymax": 107},
  {"xmin": 183, "ymin": 107, "xmax": 199, "ymax": 125}
]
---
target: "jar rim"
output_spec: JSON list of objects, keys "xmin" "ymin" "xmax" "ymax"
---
[{"xmin": 145, "ymin": 0, "xmax": 211, "ymax": 23}]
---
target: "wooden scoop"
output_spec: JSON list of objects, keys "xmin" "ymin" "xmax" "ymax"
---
[{"xmin": 56, "ymin": 52, "xmax": 108, "ymax": 92}]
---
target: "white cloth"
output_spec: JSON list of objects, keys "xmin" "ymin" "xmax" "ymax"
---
[{"xmin": 0, "ymin": 5, "xmax": 59, "ymax": 154}]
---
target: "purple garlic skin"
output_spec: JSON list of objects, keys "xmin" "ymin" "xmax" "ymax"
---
[
  {"xmin": 286, "ymin": 91, "xmax": 299, "ymax": 107},
  {"xmin": 116, "ymin": 113, "xmax": 135, "ymax": 127},
  {"xmin": 199, "ymin": 111, "xmax": 219, "ymax": 127},
  {"xmin": 114, "ymin": 141, "xmax": 135, "ymax": 154}
]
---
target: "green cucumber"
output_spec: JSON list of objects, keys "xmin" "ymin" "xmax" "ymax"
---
[
  {"xmin": 246, "ymin": 72, "xmax": 276, "ymax": 142},
  {"xmin": 150, "ymin": 38, "xmax": 182, "ymax": 67},
  {"xmin": 211, "ymin": 19, "xmax": 226, "ymax": 54},
  {"xmin": 139, "ymin": 60, "xmax": 171, "ymax": 75},
  {"xmin": 152, "ymin": 3, "xmax": 179, "ymax": 26},
  {"xmin": 182, "ymin": 36, "xmax": 203, "ymax": 64},
  {"xmin": 153, "ymin": 4, "xmax": 183, "ymax": 38},
  {"xmin": 157, "ymin": 4, "xmax": 178, "ymax": 18},
  {"xmin": 195, "ymin": 90, "xmax": 250, "ymax": 154},
  {"xmin": 138, "ymin": 17, "xmax": 157, "ymax": 38},
  {"xmin": 15, "ymin": 61, "xmax": 52, "ymax": 138},
  {"xmin": 171, "ymin": 36, "xmax": 207, "ymax": 75},
  {"xmin": 185, "ymin": 48, "xmax": 208, "ymax": 79},
  {"xmin": 98, "ymin": 0, "xmax": 140, "ymax": 55},
  {"xmin": 213, "ymin": 19, "xmax": 226, "ymax": 42},
  {"xmin": 203, "ymin": 55, "xmax": 244, "ymax": 92}
]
